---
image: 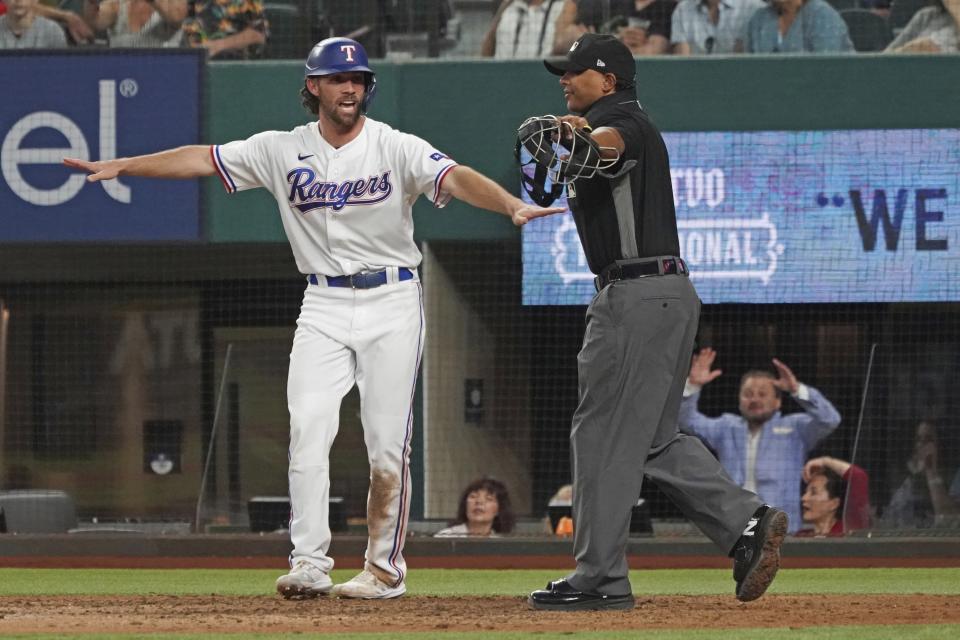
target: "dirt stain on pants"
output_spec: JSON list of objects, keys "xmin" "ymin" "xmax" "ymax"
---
[{"xmin": 366, "ymin": 467, "xmax": 402, "ymax": 585}]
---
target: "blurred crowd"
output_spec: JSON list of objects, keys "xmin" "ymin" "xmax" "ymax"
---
[
  {"xmin": 677, "ymin": 349, "xmax": 959, "ymax": 536},
  {"xmin": 0, "ymin": 0, "xmax": 266, "ymax": 56},
  {"xmin": 2, "ymin": 0, "xmax": 957, "ymax": 55}
]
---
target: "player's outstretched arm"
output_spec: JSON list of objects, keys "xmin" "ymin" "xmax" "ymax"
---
[
  {"xmin": 64, "ymin": 145, "xmax": 216, "ymax": 183},
  {"xmin": 442, "ymin": 166, "xmax": 565, "ymax": 226}
]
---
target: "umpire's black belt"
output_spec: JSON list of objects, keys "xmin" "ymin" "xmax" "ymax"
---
[
  {"xmin": 308, "ymin": 267, "xmax": 415, "ymax": 289},
  {"xmin": 595, "ymin": 256, "xmax": 688, "ymax": 291}
]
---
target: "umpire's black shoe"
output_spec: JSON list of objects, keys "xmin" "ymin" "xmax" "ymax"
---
[
  {"xmin": 528, "ymin": 579, "xmax": 635, "ymax": 611},
  {"xmin": 732, "ymin": 505, "xmax": 789, "ymax": 602}
]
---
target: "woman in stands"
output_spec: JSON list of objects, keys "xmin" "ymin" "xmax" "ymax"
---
[
  {"xmin": 796, "ymin": 456, "xmax": 870, "ymax": 536},
  {"xmin": 434, "ymin": 477, "xmax": 516, "ymax": 537}
]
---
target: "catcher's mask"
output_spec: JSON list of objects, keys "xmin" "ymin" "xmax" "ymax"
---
[
  {"xmin": 304, "ymin": 37, "xmax": 377, "ymax": 112},
  {"xmin": 515, "ymin": 142, "xmax": 564, "ymax": 208},
  {"xmin": 515, "ymin": 115, "xmax": 619, "ymax": 205}
]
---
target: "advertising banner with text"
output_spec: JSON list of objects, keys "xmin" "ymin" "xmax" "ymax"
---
[
  {"xmin": 522, "ymin": 129, "xmax": 959, "ymax": 304},
  {"xmin": 0, "ymin": 51, "xmax": 202, "ymax": 241}
]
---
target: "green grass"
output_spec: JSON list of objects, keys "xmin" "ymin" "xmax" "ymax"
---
[
  {"xmin": 0, "ymin": 567, "xmax": 958, "ymax": 596},
  {"xmin": 3, "ymin": 627, "xmax": 960, "ymax": 640}
]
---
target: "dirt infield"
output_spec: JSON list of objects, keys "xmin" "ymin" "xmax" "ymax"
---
[{"xmin": 1, "ymin": 594, "xmax": 957, "ymax": 634}]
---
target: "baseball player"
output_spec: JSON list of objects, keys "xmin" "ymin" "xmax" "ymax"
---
[{"xmin": 65, "ymin": 37, "xmax": 563, "ymax": 600}]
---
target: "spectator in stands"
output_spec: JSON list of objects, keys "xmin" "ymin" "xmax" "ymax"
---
[
  {"xmin": 482, "ymin": 0, "xmax": 567, "ymax": 58},
  {"xmin": 80, "ymin": 0, "xmax": 186, "ymax": 47},
  {"xmin": 679, "ymin": 348, "xmax": 842, "ymax": 533},
  {"xmin": 671, "ymin": 0, "xmax": 764, "ymax": 54},
  {"xmin": 313, "ymin": 4, "xmax": 385, "ymax": 59},
  {"xmin": 552, "ymin": 0, "xmax": 584, "ymax": 51},
  {"xmin": 1, "ymin": 1, "xmax": 7, "ymax": 16},
  {"xmin": 34, "ymin": 1, "xmax": 94, "ymax": 44},
  {"xmin": 0, "ymin": 0, "xmax": 68, "ymax": 47},
  {"xmin": 543, "ymin": 483, "xmax": 574, "ymax": 534},
  {"xmin": 880, "ymin": 420, "xmax": 960, "ymax": 527},
  {"xmin": 744, "ymin": 0, "xmax": 853, "ymax": 53},
  {"xmin": 552, "ymin": 0, "xmax": 677, "ymax": 55},
  {"xmin": 550, "ymin": 483, "xmax": 573, "ymax": 506},
  {"xmin": 434, "ymin": 477, "xmax": 516, "ymax": 537},
  {"xmin": 181, "ymin": 0, "xmax": 266, "ymax": 59},
  {"xmin": 796, "ymin": 456, "xmax": 870, "ymax": 536},
  {"xmin": 885, "ymin": 0, "xmax": 959, "ymax": 53}
]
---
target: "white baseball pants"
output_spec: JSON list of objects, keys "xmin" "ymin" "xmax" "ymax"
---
[{"xmin": 286, "ymin": 276, "xmax": 424, "ymax": 586}]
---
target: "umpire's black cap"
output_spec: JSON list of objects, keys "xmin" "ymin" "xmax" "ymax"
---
[{"xmin": 544, "ymin": 33, "xmax": 636, "ymax": 88}]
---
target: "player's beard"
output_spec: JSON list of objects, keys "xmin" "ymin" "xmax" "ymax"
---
[{"xmin": 320, "ymin": 95, "xmax": 362, "ymax": 130}]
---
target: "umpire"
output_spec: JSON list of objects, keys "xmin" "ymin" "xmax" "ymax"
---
[{"xmin": 528, "ymin": 34, "xmax": 788, "ymax": 611}]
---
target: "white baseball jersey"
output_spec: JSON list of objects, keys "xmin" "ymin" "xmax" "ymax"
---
[{"xmin": 210, "ymin": 118, "xmax": 458, "ymax": 276}]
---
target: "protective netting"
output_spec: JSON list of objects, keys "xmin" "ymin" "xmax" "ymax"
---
[{"xmin": 1, "ymin": 40, "xmax": 957, "ymax": 541}]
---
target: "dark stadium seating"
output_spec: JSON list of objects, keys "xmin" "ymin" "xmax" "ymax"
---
[
  {"xmin": 841, "ymin": 8, "xmax": 895, "ymax": 51},
  {"xmin": 826, "ymin": 0, "xmax": 860, "ymax": 10},
  {"xmin": 888, "ymin": 0, "xmax": 937, "ymax": 30},
  {"xmin": 263, "ymin": 2, "xmax": 313, "ymax": 59}
]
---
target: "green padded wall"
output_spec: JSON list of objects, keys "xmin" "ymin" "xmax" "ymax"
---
[{"xmin": 206, "ymin": 56, "xmax": 960, "ymax": 242}]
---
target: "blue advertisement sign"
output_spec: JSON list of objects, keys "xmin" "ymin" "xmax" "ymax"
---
[
  {"xmin": 0, "ymin": 51, "xmax": 202, "ymax": 241},
  {"xmin": 522, "ymin": 129, "xmax": 960, "ymax": 304}
]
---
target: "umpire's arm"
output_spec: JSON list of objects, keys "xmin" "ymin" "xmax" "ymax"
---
[
  {"xmin": 64, "ymin": 145, "xmax": 216, "ymax": 182},
  {"xmin": 556, "ymin": 115, "xmax": 624, "ymax": 159}
]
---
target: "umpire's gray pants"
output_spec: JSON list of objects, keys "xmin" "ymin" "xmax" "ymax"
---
[{"xmin": 566, "ymin": 274, "xmax": 762, "ymax": 595}]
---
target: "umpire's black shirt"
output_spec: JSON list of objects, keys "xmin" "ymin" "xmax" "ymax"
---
[{"xmin": 566, "ymin": 89, "xmax": 679, "ymax": 275}]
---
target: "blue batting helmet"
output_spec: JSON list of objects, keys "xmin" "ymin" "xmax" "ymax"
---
[{"xmin": 304, "ymin": 37, "xmax": 377, "ymax": 112}]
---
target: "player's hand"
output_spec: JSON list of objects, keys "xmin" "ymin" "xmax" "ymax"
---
[
  {"xmin": 771, "ymin": 358, "xmax": 800, "ymax": 395},
  {"xmin": 688, "ymin": 347, "xmax": 722, "ymax": 386},
  {"xmin": 511, "ymin": 204, "xmax": 566, "ymax": 226},
  {"xmin": 63, "ymin": 157, "xmax": 123, "ymax": 182}
]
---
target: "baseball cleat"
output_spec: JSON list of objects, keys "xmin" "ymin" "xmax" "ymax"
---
[
  {"xmin": 331, "ymin": 569, "xmax": 406, "ymax": 599},
  {"xmin": 732, "ymin": 505, "xmax": 788, "ymax": 602},
  {"xmin": 276, "ymin": 560, "xmax": 333, "ymax": 599},
  {"xmin": 528, "ymin": 579, "xmax": 635, "ymax": 611}
]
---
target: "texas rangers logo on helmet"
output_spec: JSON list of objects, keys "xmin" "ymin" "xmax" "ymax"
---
[{"xmin": 304, "ymin": 37, "xmax": 378, "ymax": 112}]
